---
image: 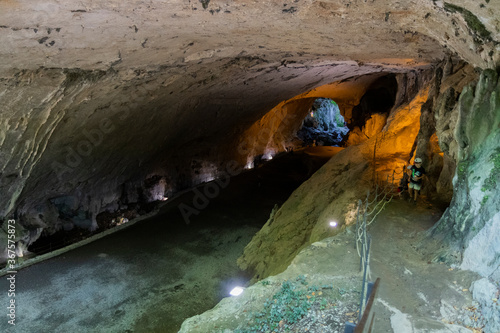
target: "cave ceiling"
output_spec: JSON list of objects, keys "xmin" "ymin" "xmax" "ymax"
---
[{"xmin": 0, "ymin": 0, "xmax": 499, "ymax": 217}]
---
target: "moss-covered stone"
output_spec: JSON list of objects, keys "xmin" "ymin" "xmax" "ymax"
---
[
  {"xmin": 443, "ymin": 2, "xmax": 492, "ymax": 42},
  {"xmin": 457, "ymin": 160, "xmax": 469, "ymax": 177},
  {"xmin": 63, "ymin": 68, "xmax": 107, "ymax": 85}
]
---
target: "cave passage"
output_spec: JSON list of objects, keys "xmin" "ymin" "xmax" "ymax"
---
[
  {"xmin": 349, "ymin": 75, "xmax": 397, "ymax": 130},
  {"xmin": 0, "ymin": 148, "xmax": 334, "ymax": 333}
]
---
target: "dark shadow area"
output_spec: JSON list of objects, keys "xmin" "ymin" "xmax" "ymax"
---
[
  {"xmin": 349, "ymin": 75, "xmax": 398, "ymax": 130},
  {"xmin": 0, "ymin": 150, "xmax": 332, "ymax": 333}
]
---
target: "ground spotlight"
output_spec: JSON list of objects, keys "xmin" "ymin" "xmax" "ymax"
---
[
  {"xmin": 229, "ymin": 286, "xmax": 245, "ymax": 296},
  {"xmin": 329, "ymin": 221, "xmax": 338, "ymax": 227}
]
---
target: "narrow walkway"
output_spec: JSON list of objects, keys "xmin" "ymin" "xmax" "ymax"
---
[{"xmin": 369, "ymin": 198, "xmax": 481, "ymax": 332}]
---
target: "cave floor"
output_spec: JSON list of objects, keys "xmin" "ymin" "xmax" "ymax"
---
[
  {"xmin": 368, "ymin": 198, "xmax": 482, "ymax": 332},
  {"xmin": 0, "ymin": 149, "xmax": 333, "ymax": 333},
  {"xmin": 178, "ymin": 195, "xmax": 484, "ymax": 333}
]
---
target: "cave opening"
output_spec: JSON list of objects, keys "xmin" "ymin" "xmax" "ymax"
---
[
  {"xmin": 349, "ymin": 75, "xmax": 398, "ymax": 130},
  {"xmin": 296, "ymin": 98, "xmax": 349, "ymax": 147}
]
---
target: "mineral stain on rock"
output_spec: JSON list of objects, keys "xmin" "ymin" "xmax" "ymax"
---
[
  {"xmin": 199, "ymin": 0, "xmax": 210, "ymax": 10},
  {"xmin": 38, "ymin": 36, "xmax": 49, "ymax": 44}
]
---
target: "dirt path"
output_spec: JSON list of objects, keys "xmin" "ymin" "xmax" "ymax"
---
[{"xmin": 368, "ymin": 198, "xmax": 482, "ymax": 332}]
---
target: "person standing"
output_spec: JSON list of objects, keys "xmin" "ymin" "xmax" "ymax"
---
[{"xmin": 407, "ymin": 157, "xmax": 425, "ymax": 204}]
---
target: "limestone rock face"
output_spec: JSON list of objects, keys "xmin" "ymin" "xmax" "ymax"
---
[
  {"xmin": 431, "ymin": 69, "xmax": 499, "ymax": 255},
  {"xmin": 1, "ymin": 0, "xmax": 498, "ymax": 74},
  {"xmin": 181, "ymin": 233, "xmax": 363, "ymax": 333},
  {"xmin": 346, "ymin": 113, "xmax": 388, "ymax": 146},
  {"xmin": 237, "ymin": 145, "xmax": 371, "ymax": 280},
  {"xmin": 413, "ymin": 61, "xmax": 478, "ymax": 202},
  {"xmin": 426, "ymin": 69, "xmax": 500, "ymax": 333}
]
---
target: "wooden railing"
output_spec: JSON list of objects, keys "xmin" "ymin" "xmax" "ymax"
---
[{"xmin": 344, "ymin": 278, "xmax": 381, "ymax": 333}]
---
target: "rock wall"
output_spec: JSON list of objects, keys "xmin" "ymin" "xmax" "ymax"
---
[
  {"xmin": 234, "ymin": 97, "xmax": 314, "ymax": 168},
  {"xmin": 413, "ymin": 61, "xmax": 479, "ymax": 202},
  {"xmin": 428, "ymin": 68, "xmax": 497, "ymax": 252},
  {"xmin": 427, "ymin": 69, "xmax": 500, "ymax": 331}
]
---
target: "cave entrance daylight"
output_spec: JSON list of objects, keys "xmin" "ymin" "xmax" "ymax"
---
[{"xmin": 296, "ymin": 98, "xmax": 349, "ymax": 147}]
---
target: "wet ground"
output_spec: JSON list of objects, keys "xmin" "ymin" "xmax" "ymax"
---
[{"xmin": 0, "ymin": 149, "xmax": 333, "ymax": 333}]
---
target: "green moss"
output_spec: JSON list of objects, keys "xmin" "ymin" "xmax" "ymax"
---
[
  {"xmin": 482, "ymin": 149, "xmax": 500, "ymax": 193},
  {"xmin": 457, "ymin": 160, "xmax": 469, "ymax": 177},
  {"xmin": 483, "ymin": 177, "xmax": 497, "ymax": 192},
  {"xmin": 492, "ymin": 149, "xmax": 500, "ymax": 169},
  {"xmin": 444, "ymin": 2, "xmax": 491, "ymax": 41},
  {"xmin": 199, "ymin": 0, "xmax": 210, "ymax": 9},
  {"xmin": 236, "ymin": 277, "xmax": 331, "ymax": 333},
  {"xmin": 320, "ymin": 298, "xmax": 328, "ymax": 310},
  {"xmin": 63, "ymin": 69, "xmax": 106, "ymax": 85}
]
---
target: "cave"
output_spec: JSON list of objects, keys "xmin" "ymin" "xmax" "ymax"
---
[{"xmin": 0, "ymin": 1, "xmax": 499, "ymax": 332}]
